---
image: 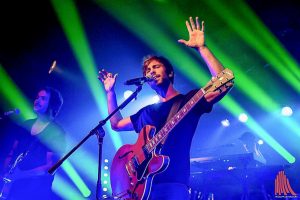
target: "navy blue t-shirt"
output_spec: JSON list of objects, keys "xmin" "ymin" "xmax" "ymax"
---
[
  {"xmin": 130, "ymin": 89, "xmax": 212, "ymax": 185},
  {"xmin": 15, "ymin": 119, "xmax": 66, "ymax": 170},
  {"xmin": 7, "ymin": 119, "xmax": 66, "ymax": 200}
]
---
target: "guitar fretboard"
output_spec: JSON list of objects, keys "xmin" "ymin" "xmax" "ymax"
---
[
  {"xmin": 143, "ymin": 68, "xmax": 234, "ymax": 154},
  {"xmin": 144, "ymin": 88, "xmax": 204, "ymax": 153}
]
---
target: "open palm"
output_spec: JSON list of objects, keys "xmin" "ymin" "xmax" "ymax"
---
[{"xmin": 178, "ymin": 17, "xmax": 205, "ymax": 49}]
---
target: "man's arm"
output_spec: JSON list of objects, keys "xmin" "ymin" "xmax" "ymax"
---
[
  {"xmin": 98, "ymin": 70, "xmax": 134, "ymax": 131},
  {"xmin": 179, "ymin": 17, "xmax": 233, "ymax": 103}
]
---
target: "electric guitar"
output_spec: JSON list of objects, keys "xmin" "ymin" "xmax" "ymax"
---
[
  {"xmin": 0, "ymin": 151, "xmax": 29, "ymax": 199},
  {"xmin": 110, "ymin": 68, "xmax": 234, "ymax": 200}
]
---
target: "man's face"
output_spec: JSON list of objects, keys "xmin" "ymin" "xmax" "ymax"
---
[
  {"xmin": 145, "ymin": 60, "xmax": 170, "ymax": 87},
  {"xmin": 34, "ymin": 90, "xmax": 50, "ymax": 114}
]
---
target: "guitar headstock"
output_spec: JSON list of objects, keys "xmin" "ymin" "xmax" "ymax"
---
[{"xmin": 203, "ymin": 68, "xmax": 235, "ymax": 93}]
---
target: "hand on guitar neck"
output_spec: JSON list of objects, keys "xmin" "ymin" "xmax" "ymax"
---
[{"xmin": 204, "ymin": 72, "xmax": 234, "ymax": 104}]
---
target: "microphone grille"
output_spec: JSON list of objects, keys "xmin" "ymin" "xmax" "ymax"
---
[
  {"xmin": 146, "ymin": 75, "xmax": 154, "ymax": 80},
  {"xmin": 14, "ymin": 108, "xmax": 21, "ymax": 114}
]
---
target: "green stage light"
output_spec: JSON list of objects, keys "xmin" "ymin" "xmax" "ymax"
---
[
  {"xmin": 53, "ymin": 175, "xmax": 88, "ymax": 200},
  {"xmin": 62, "ymin": 137, "xmax": 99, "ymax": 183},
  {"xmin": 204, "ymin": 0, "xmax": 300, "ymax": 93},
  {"xmin": 201, "ymin": 0, "xmax": 300, "ymax": 142},
  {"xmin": 62, "ymin": 161, "xmax": 91, "ymax": 197},
  {"xmin": 235, "ymin": 0, "xmax": 300, "ymax": 82},
  {"xmin": 51, "ymin": 0, "xmax": 122, "ymax": 150},
  {"xmin": 0, "ymin": 65, "xmax": 35, "ymax": 120}
]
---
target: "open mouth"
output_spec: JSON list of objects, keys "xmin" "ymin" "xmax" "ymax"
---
[{"xmin": 152, "ymin": 75, "xmax": 159, "ymax": 80}]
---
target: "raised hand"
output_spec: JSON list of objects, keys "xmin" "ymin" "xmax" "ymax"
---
[
  {"xmin": 178, "ymin": 16, "xmax": 205, "ymax": 49},
  {"xmin": 98, "ymin": 69, "xmax": 118, "ymax": 93}
]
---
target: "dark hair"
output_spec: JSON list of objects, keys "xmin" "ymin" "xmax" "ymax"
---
[
  {"xmin": 142, "ymin": 55, "xmax": 174, "ymax": 84},
  {"xmin": 42, "ymin": 86, "xmax": 63, "ymax": 118},
  {"xmin": 239, "ymin": 131, "xmax": 255, "ymax": 142}
]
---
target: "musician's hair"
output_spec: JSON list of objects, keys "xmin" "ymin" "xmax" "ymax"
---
[
  {"xmin": 41, "ymin": 86, "xmax": 63, "ymax": 119},
  {"xmin": 142, "ymin": 55, "xmax": 174, "ymax": 84},
  {"xmin": 239, "ymin": 131, "xmax": 255, "ymax": 142}
]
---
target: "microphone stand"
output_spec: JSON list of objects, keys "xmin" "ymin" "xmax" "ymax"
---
[{"xmin": 48, "ymin": 84, "xmax": 143, "ymax": 200}]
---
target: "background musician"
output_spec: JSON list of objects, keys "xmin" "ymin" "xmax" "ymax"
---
[
  {"xmin": 238, "ymin": 131, "xmax": 266, "ymax": 165},
  {"xmin": 1, "ymin": 86, "xmax": 66, "ymax": 200}
]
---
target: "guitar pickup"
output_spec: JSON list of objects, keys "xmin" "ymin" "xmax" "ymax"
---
[
  {"xmin": 125, "ymin": 160, "xmax": 136, "ymax": 176},
  {"xmin": 132, "ymin": 156, "xmax": 139, "ymax": 169}
]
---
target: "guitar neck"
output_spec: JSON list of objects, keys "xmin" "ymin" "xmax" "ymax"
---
[
  {"xmin": 144, "ymin": 68, "xmax": 234, "ymax": 153},
  {"xmin": 144, "ymin": 88, "xmax": 205, "ymax": 153}
]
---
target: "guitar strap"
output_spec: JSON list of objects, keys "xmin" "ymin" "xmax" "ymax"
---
[{"xmin": 161, "ymin": 96, "xmax": 183, "ymax": 145}]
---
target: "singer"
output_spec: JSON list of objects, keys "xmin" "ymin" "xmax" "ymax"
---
[
  {"xmin": 98, "ymin": 16, "xmax": 234, "ymax": 200},
  {"xmin": 1, "ymin": 86, "xmax": 66, "ymax": 200}
]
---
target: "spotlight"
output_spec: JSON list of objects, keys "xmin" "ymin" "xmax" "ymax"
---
[
  {"xmin": 258, "ymin": 139, "xmax": 264, "ymax": 145},
  {"xmin": 104, "ymin": 166, "xmax": 108, "ymax": 170},
  {"xmin": 281, "ymin": 106, "xmax": 293, "ymax": 117},
  {"xmin": 124, "ymin": 90, "xmax": 133, "ymax": 99},
  {"xmin": 151, "ymin": 95, "xmax": 160, "ymax": 104},
  {"xmin": 221, "ymin": 119, "xmax": 230, "ymax": 127},
  {"xmin": 238, "ymin": 113, "xmax": 248, "ymax": 123},
  {"xmin": 104, "ymin": 159, "xmax": 109, "ymax": 163}
]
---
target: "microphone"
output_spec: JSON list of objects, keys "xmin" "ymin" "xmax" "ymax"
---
[
  {"xmin": 124, "ymin": 75, "xmax": 154, "ymax": 85},
  {"xmin": 0, "ymin": 108, "xmax": 20, "ymax": 120}
]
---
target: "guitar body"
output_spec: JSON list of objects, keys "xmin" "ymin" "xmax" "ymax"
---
[
  {"xmin": 0, "ymin": 176, "xmax": 13, "ymax": 199},
  {"xmin": 111, "ymin": 125, "xmax": 170, "ymax": 200}
]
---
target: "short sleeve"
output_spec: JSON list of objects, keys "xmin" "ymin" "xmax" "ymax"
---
[{"xmin": 130, "ymin": 107, "xmax": 147, "ymax": 133}]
